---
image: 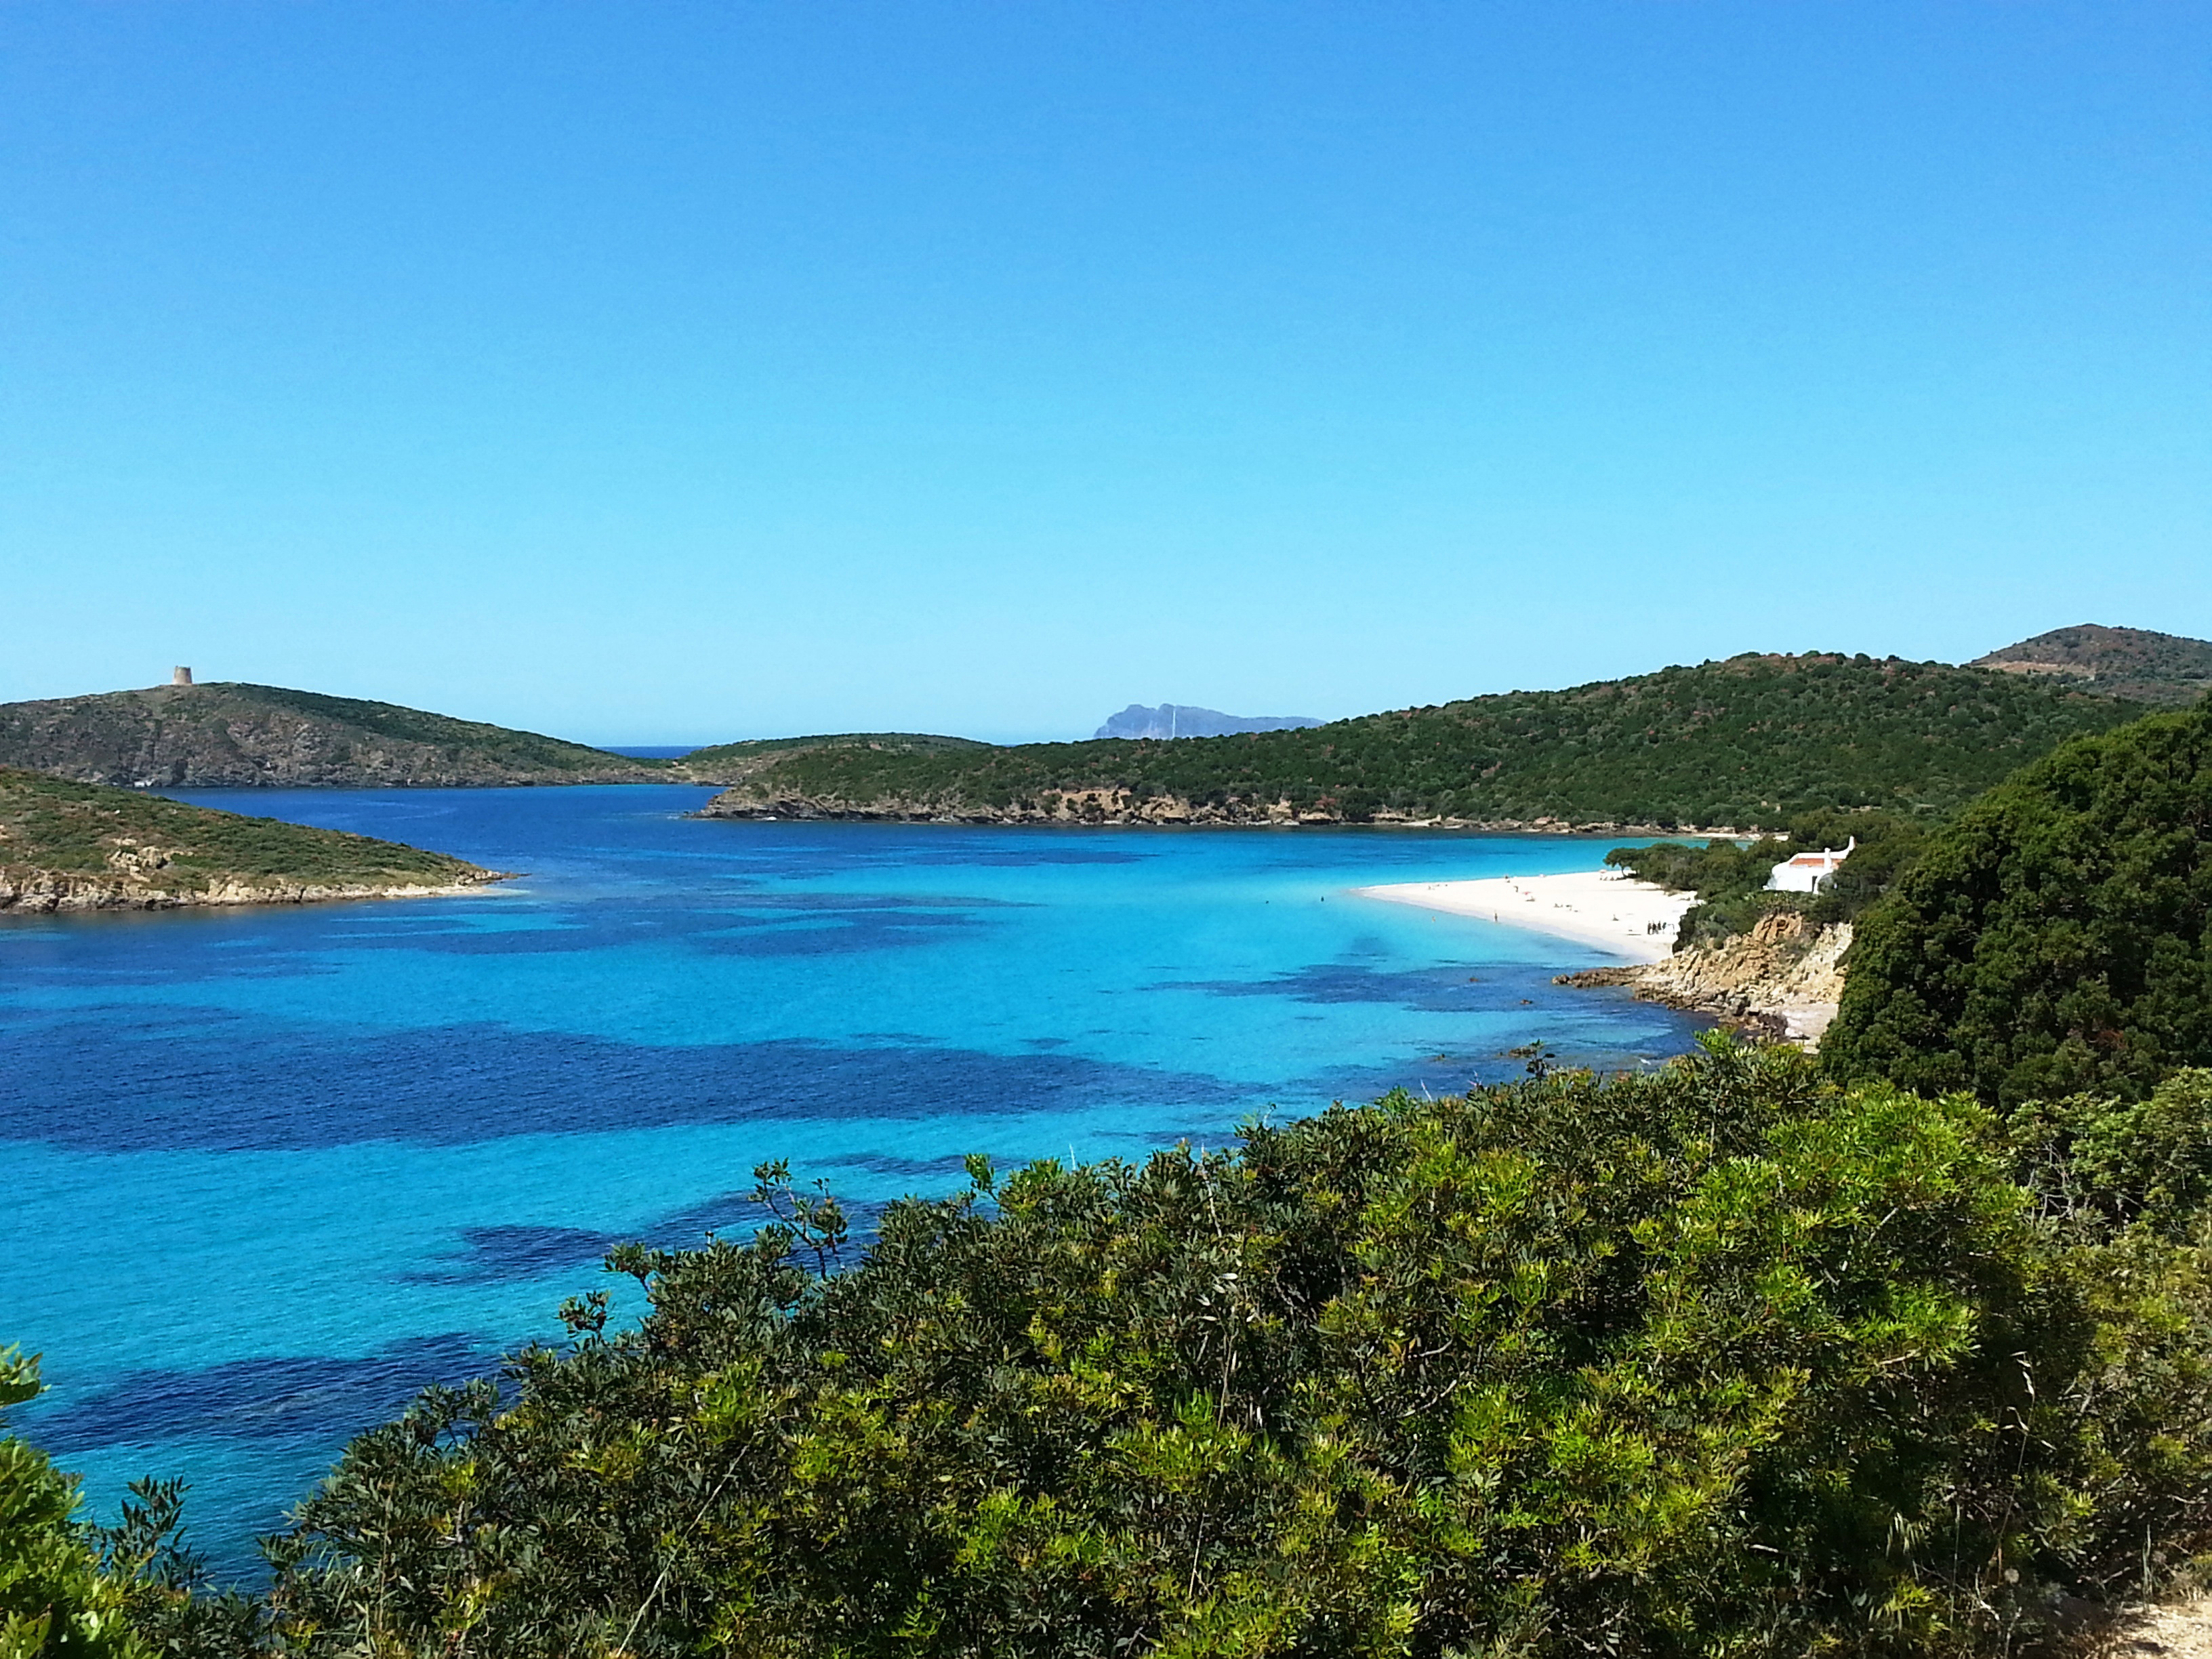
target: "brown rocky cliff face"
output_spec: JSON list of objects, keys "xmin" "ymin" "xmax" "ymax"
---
[{"xmin": 1560, "ymin": 912, "xmax": 1853, "ymax": 1048}]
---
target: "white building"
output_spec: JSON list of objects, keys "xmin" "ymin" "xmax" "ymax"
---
[{"xmin": 1767, "ymin": 837, "xmax": 1855, "ymax": 894}]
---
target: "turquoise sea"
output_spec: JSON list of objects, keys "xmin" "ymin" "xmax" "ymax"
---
[{"xmin": 0, "ymin": 785, "xmax": 1703, "ymax": 1578}]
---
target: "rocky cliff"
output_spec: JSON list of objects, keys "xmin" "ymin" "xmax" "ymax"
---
[
  {"xmin": 0, "ymin": 682, "xmax": 670, "ymax": 787},
  {"xmin": 0, "ymin": 766, "xmax": 511, "ymax": 912},
  {"xmin": 694, "ymin": 779, "xmax": 1697, "ymax": 834},
  {"xmin": 1560, "ymin": 910, "xmax": 1852, "ymax": 1048}
]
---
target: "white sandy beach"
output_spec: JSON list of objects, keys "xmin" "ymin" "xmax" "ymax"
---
[{"xmin": 1353, "ymin": 870, "xmax": 1694, "ymax": 963}]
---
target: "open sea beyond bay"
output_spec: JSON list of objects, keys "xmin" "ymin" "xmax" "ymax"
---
[{"xmin": 1, "ymin": 785, "xmax": 1704, "ymax": 1578}]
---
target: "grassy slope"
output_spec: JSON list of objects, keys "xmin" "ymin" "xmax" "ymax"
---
[
  {"xmin": 712, "ymin": 655, "xmax": 2142, "ymax": 830},
  {"xmin": 224, "ymin": 684, "xmax": 668, "ymax": 775},
  {"xmin": 0, "ymin": 682, "xmax": 666, "ymax": 785},
  {"xmin": 0, "ymin": 767, "xmax": 487, "ymax": 890}
]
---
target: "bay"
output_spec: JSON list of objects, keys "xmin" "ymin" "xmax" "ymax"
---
[{"xmin": 0, "ymin": 784, "xmax": 1702, "ymax": 1578}]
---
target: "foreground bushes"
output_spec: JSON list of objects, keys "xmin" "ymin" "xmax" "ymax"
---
[
  {"xmin": 145, "ymin": 1042, "xmax": 2190, "ymax": 1657},
  {"xmin": 15, "ymin": 1044, "xmax": 2212, "ymax": 1656}
]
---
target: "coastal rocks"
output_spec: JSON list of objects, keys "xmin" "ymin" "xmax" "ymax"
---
[
  {"xmin": 0, "ymin": 867, "xmax": 514, "ymax": 913},
  {"xmin": 695, "ymin": 783, "xmax": 1745, "ymax": 837},
  {"xmin": 1559, "ymin": 914, "xmax": 1853, "ymax": 1049}
]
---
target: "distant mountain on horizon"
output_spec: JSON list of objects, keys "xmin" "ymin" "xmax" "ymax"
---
[
  {"xmin": 1973, "ymin": 623, "xmax": 2212, "ymax": 708},
  {"xmin": 1094, "ymin": 703, "xmax": 1323, "ymax": 740}
]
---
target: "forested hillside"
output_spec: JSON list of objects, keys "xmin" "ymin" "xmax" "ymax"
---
[
  {"xmin": 1825, "ymin": 701, "xmax": 2212, "ymax": 1105},
  {"xmin": 701, "ymin": 654, "xmax": 2139, "ymax": 831}
]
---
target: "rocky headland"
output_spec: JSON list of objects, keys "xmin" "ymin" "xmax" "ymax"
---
[
  {"xmin": 1558, "ymin": 909, "xmax": 1852, "ymax": 1048},
  {"xmin": 691, "ymin": 653, "xmax": 2143, "ymax": 834},
  {"xmin": 0, "ymin": 682, "xmax": 671, "ymax": 788},
  {"xmin": 0, "ymin": 766, "xmax": 512, "ymax": 912}
]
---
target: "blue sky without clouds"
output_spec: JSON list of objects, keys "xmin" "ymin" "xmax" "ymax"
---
[{"xmin": 2, "ymin": 3, "xmax": 2205, "ymax": 743}]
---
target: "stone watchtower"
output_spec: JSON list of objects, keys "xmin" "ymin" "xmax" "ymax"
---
[{"xmin": 171, "ymin": 666, "xmax": 193, "ymax": 686}]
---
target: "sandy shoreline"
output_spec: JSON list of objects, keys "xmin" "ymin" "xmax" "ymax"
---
[{"xmin": 1353, "ymin": 870, "xmax": 1694, "ymax": 964}]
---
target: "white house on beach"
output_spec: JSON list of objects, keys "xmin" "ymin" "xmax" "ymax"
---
[{"xmin": 1767, "ymin": 838, "xmax": 1855, "ymax": 894}]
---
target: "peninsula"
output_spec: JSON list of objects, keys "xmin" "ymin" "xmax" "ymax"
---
[
  {"xmin": 696, "ymin": 652, "xmax": 2140, "ymax": 832},
  {"xmin": 0, "ymin": 766, "xmax": 509, "ymax": 911}
]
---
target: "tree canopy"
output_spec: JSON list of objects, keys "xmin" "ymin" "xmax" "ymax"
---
[{"xmin": 1823, "ymin": 703, "xmax": 2212, "ymax": 1107}]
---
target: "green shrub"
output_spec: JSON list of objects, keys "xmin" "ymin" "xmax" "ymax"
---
[
  {"xmin": 230, "ymin": 1040, "xmax": 2212, "ymax": 1658},
  {"xmin": 1, "ymin": 1349, "xmax": 142, "ymax": 1659},
  {"xmin": 1824, "ymin": 704, "xmax": 2212, "ymax": 1107}
]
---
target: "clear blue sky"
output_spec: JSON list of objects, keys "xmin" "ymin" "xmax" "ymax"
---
[{"xmin": 3, "ymin": 3, "xmax": 2205, "ymax": 744}]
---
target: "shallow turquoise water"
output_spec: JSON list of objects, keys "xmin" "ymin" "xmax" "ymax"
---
[{"xmin": 0, "ymin": 785, "xmax": 1700, "ymax": 1576}]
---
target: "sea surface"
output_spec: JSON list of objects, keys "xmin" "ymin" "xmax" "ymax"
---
[{"xmin": 1, "ymin": 785, "xmax": 1704, "ymax": 1578}]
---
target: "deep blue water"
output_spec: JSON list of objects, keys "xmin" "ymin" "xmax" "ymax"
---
[{"xmin": 1, "ymin": 785, "xmax": 1702, "ymax": 1578}]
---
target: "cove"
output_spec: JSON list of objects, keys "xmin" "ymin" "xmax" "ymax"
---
[{"xmin": 0, "ymin": 784, "xmax": 1704, "ymax": 1578}]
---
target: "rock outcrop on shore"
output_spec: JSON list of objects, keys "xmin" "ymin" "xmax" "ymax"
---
[
  {"xmin": 0, "ymin": 766, "xmax": 512, "ymax": 912},
  {"xmin": 0, "ymin": 682, "xmax": 670, "ymax": 788},
  {"xmin": 695, "ymin": 780, "xmax": 1712, "ymax": 836},
  {"xmin": 0, "ymin": 869, "xmax": 510, "ymax": 912},
  {"xmin": 1559, "ymin": 910, "xmax": 1851, "ymax": 1048}
]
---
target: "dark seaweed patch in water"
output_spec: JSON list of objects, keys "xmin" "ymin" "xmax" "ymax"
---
[
  {"xmin": 0, "ymin": 1010, "xmax": 1246, "ymax": 1153},
  {"xmin": 824, "ymin": 1151, "xmax": 980, "ymax": 1180},
  {"xmin": 22, "ymin": 1334, "xmax": 491, "ymax": 1456},
  {"xmin": 398, "ymin": 1225, "xmax": 621, "ymax": 1285},
  {"xmin": 1163, "ymin": 961, "xmax": 1562, "ymax": 1012},
  {"xmin": 401, "ymin": 1187, "xmax": 909, "ymax": 1287},
  {"xmin": 0, "ymin": 890, "xmax": 1012, "ymax": 986}
]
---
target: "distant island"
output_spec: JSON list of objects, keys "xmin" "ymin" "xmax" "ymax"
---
[
  {"xmin": 697, "ymin": 651, "xmax": 2143, "ymax": 832},
  {"xmin": 0, "ymin": 766, "xmax": 508, "ymax": 911},
  {"xmin": 1093, "ymin": 703, "xmax": 1322, "ymax": 739}
]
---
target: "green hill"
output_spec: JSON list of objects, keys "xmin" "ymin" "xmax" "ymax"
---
[
  {"xmin": 0, "ymin": 682, "xmax": 671, "ymax": 787},
  {"xmin": 0, "ymin": 766, "xmax": 504, "ymax": 911},
  {"xmin": 682, "ymin": 731, "xmax": 994, "ymax": 773},
  {"xmin": 1973, "ymin": 623, "xmax": 2212, "ymax": 708},
  {"xmin": 698, "ymin": 653, "xmax": 2142, "ymax": 832}
]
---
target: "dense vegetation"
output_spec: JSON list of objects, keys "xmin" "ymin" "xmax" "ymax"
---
[
  {"xmin": 682, "ymin": 731, "xmax": 994, "ymax": 773},
  {"xmin": 1973, "ymin": 624, "xmax": 2212, "ymax": 708},
  {"xmin": 12, "ymin": 1042, "xmax": 2210, "ymax": 1656},
  {"xmin": 0, "ymin": 767, "xmax": 491, "ymax": 898},
  {"xmin": 1824, "ymin": 703, "xmax": 2212, "ymax": 1108},
  {"xmin": 1605, "ymin": 809, "xmax": 1932, "ymax": 948},
  {"xmin": 3, "ymin": 1349, "xmax": 258, "ymax": 1658},
  {"xmin": 0, "ymin": 683, "xmax": 667, "ymax": 788},
  {"xmin": 705, "ymin": 655, "xmax": 2139, "ymax": 830}
]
